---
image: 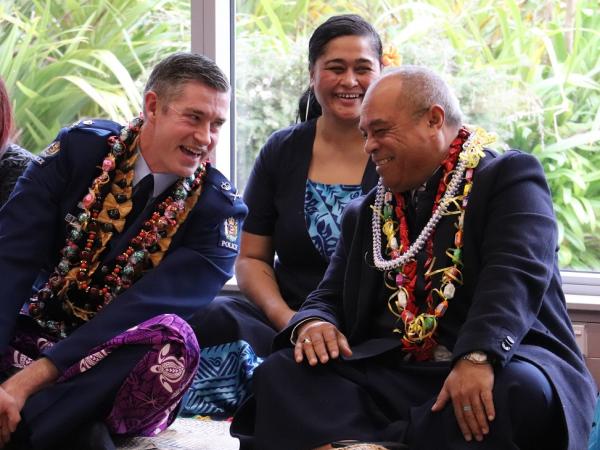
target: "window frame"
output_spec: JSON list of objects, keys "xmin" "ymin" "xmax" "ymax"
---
[
  {"xmin": 190, "ymin": 0, "xmax": 234, "ymax": 180},
  {"xmin": 191, "ymin": 0, "xmax": 600, "ymax": 307}
]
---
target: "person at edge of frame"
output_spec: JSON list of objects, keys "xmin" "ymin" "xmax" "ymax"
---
[{"xmin": 0, "ymin": 75, "xmax": 34, "ymax": 209}]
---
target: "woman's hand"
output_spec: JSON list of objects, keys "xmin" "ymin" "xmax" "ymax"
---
[{"xmin": 294, "ymin": 320, "xmax": 352, "ymax": 365}]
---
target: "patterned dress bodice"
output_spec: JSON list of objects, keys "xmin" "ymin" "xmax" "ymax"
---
[{"xmin": 304, "ymin": 179, "xmax": 362, "ymax": 261}]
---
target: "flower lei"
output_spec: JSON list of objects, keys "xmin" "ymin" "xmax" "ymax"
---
[
  {"xmin": 372, "ymin": 127, "xmax": 495, "ymax": 360},
  {"xmin": 29, "ymin": 116, "xmax": 208, "ymax": 337}
]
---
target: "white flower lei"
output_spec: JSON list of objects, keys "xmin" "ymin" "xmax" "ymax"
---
[{"xmin": 371, "ymin": 128, "xmax": 494, "ymax": 271}]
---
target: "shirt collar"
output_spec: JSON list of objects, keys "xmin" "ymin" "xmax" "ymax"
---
[
  {"xmin": 133, "ymin": 149, "xmax": 179, "ymax": 198},
  {"xmin": 410, "ymin": 166, "xmax": 440, "ymax": 195}
]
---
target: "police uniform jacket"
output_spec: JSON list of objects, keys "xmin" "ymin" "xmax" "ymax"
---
[{"xmin": 0, "ymin": 119, "xmax": 247, "ymax": 374}]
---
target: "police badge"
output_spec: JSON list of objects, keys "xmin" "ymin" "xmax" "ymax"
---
[
  {"xmin": 42, "ymin": 141, "xmax": 61, "ymax": 157},
  {"xmin": 219, "ymin": 216, "xmax": 240, "ymax": 251},
  {"xmin": 33, "ymin": 140, "xmax": 61, "ymax": 165}
]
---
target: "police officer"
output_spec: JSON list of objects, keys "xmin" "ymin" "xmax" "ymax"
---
[{"xmin": 0, "ymin": 52, "xmax": 246, "ymax": 450}]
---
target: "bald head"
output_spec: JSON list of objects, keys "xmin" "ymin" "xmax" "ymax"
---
[
  {"xmin": 359, "ymin": 66, "xmax": 464, "ymax": 193},
  {"xmin": 364, "ymin": 66, "xmax": 463, "ymax": 127}
]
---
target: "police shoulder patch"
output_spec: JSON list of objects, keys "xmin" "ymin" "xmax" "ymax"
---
[
  {"xmin": 218, "ymin": 216, "xmax": 240, "ymax": 251},
  {"xmin": 41, "ymin": 141, "xmax": 61, "ymax": 157},
  {"xmin": 33, "ymin": 141, "xmax": 61, "ymax": 165}
]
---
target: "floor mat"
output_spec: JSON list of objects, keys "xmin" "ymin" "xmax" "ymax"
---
[{"xmin": 116, "ymin": 417, "xmax": 239, "ymax": 450}]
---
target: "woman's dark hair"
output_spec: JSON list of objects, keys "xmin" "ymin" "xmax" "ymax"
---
[
  {"xmin": 297, "ymin": 14, "xmax": 382, "ymax": 122},
  {"xmin": 0, "ymin": 77, "xmax": 13, "ymax": 155}
]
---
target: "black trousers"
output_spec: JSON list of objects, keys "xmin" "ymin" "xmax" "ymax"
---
[
  {"xmin": 10, "ymin": 344, "xmax": 150, "ymax": 450},
  {"xmin": 190, "ymin": 295, "xmax": 277, "ymax": 357},
  {"xmin": 231, "ymin": 348, "xmax": 564, "ymax": 450}
]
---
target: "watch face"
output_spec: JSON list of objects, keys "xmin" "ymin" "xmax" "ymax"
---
[{"xmin": 466, "ymin": 351, "xmax": 487, "ymax": 363}]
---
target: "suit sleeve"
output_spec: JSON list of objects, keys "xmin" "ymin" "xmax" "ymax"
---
[
  {"xmin": 43, "ymin": 183, "xmax": 247, "ymax": 372},
  {"xmin": 0, "ymin": 130, "xmax": 72, "ymax": 352},
  {"xmin": 273, "ymin": 198, "xmax": 362, "ymax": 349},
  {"xmin": 241, "ymin": 136, "xmax": 278, "ymax": 236},
  {"xmin": 452, "ymin": 151, "xmax": 558, "ymax": 366}
]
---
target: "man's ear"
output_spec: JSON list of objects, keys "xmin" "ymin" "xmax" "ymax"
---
[
  {"xmin": 427, "ymin": 104, "xmax": 445, "ymax": 130},
  {"xmin": 144, "ymin": 91, "xmax": 159, "ymax": 121}
]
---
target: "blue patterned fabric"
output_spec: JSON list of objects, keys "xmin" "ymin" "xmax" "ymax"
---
[
  {"xmin": 590, "ymin": 396, "xmax": 600, "ymax": 450},
  {"xmin": 180, "ymin": 340, "xmax": 263, "ymax": 417},
  {"xmin": 304, "ymin": 180, "xmax": 362, "ymax": 260}
]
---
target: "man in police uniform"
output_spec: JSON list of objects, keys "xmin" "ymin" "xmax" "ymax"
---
[{"xmin": 0, "ymin": 52, "xmax": 246, "ymax": 449}]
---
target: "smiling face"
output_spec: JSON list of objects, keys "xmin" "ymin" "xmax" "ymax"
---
[
  {"xmin": 359, "ymin": 77, "xmax": 449, "ymax": 193},
  {"xmin": 310, "ymin": 35, "xmax": 381, "ymax": 123},
  {"xmin": 140, "ymin": 80, "xmax": 229, "ymax": 177}
]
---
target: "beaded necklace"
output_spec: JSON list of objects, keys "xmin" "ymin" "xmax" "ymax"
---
[
  {"xmin": 372, "ymin": 127, "xmax": 495, "ymax": 360},
  {"xmin": 29, "ymin": 116, "xmax": 208, "ymax": 337}
]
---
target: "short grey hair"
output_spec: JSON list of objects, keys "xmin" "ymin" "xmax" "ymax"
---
[
  {"xmin": 388, "ymin": 65, "xmax": 463, "ymax": 127},
  {"xmin": 144, "ymin": 52, "xmax": 229, "ymax": 108}
]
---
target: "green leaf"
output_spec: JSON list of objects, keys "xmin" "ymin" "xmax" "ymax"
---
[{"xmin": 544, "ymin": 130, "xmax": 600, "ymax": 153}]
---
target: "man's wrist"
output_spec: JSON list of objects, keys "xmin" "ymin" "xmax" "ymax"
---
[
  {"xmin": 2, "ymin": 357, "xmax": 59, "ymax": 404},
  {"xmin": 290, "ymin": 317, "xmax": 322, "ymax": 345},
  {"xmin": 461, "ymin": 350, "xmax": 493, "ymax": 365}
]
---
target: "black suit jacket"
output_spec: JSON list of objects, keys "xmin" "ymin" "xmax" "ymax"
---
[{"xmin": 277, "ymin": 149, "xmax": 596, "ymax": 450}]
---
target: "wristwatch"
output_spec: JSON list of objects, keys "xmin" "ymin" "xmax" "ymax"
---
[{"xmin": 462, "ymin": 351, "xmax": 490, "ymax": 365}]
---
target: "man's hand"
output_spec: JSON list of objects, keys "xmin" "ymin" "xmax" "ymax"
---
[
  {"xmin": 0, "ymin": 356, "xmax": 59, "ymax": 447},
  {"xmin": 0, "ymin": 386, "xmax": 21, "ymax": 448},
  {"xmin": 431, "ymin": 359, "xmax": 495, "ymax": 442},
  {"xmin": 294, "ymin": 320, "xmax": 352, "ymax": 365}
]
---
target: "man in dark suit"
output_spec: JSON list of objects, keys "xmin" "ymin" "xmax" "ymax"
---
[
  {"xmin": 0, "ymin": 52, "xmax": 247, "ymax": 449},
  {"xmin": 231, "ymin": 66, "xmax": 596, "ymax": 450}
]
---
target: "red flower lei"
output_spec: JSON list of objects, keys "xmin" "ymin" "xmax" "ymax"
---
[{"xmin": 383, "ymin": 127, "xmax": 473, "ymax": 360}]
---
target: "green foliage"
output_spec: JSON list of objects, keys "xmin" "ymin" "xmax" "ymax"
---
[
  {"xmin": 0, "ymin": 0, "xmax": 190, "ymax": 152},
  {"xmin": 1, "ymin": 0, "xmax": 598, "ymax": 268},
  {"xmin": 235, "ymin": 0, "xmax": 600, "ymax": 270}
]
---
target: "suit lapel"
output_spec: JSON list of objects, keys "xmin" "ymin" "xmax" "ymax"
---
[{"xmin": 346, "ymin": 195, "xmax": 392, "ymax": 342}]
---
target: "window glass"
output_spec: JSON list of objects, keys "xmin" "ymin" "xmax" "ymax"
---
[
  {"xmin": 234, "ymin": 0, "xmax": 600, "ymax": 270},
  {"xmin": 0, "ymin": 0, "xmax": 190, "ymax": 152}
]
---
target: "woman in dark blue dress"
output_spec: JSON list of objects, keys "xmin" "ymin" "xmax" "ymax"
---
[{"xmin": 183, "ymin": 14, "xmax": 383, "ymax": 416}]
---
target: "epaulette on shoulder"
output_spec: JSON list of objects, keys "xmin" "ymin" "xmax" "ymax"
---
[
  {"xmin": 34, "ymin": 119, "xmax": 123, "ymax": 166},
  {"xmin": 67, "ymin": 119, "xmax": 123, "ymax": 137},
  {"xmin": 206, "ymin": 165, "xmax": 241, "ymax": 204}
]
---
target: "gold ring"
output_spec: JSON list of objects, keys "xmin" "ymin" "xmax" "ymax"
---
[{"xmin": 302, "ymin": 337, "xmax": 312, "ymax": 344}]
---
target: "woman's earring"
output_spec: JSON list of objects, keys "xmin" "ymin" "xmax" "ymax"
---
[{"xmin": 305, "ymin": 90, "xmax": 311, "ymax": 122}]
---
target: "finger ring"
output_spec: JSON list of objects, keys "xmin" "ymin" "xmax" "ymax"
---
[
  {"xmin": 462, "ymin": 405, "xmax": 472, "ymax": 412},
  {"xmin": 302, "ymin": 337, "xmax": 312, "ymax": 344}
]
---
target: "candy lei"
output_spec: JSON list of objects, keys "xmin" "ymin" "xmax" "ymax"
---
[
  {"xmin": 29, "ymin": 116, "xmax": 208, "ymax": 337},
  {"xmin": 371, "ymin": 127, "xmax": 495, "ymax": 360}
]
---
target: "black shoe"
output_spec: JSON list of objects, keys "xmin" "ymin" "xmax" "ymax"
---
[{"xmin": 67, "ymin": 421, "xmax": 116, "ymax": 450}]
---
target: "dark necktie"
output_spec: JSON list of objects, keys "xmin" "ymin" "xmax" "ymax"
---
[{"xmin": 127, "ymin": 173, "xmax": 154, "ymax": 226}]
